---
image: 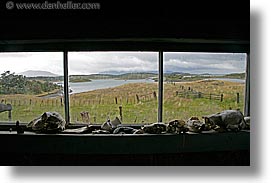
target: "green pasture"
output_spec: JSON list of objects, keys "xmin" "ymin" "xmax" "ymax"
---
[{"xmin": 0, "ymin": 80, "xmax": 245, "ymax": 124}]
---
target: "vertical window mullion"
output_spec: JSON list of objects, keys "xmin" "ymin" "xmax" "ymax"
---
[
  {"xmin": 63, "ymin": 51, "xmax": 70, "ymax": 124},
  {"xmin": 244, "ymin": 53, "xmax": 250, "ymax": 116},
  {"xmin": 158, "ymin": 51, "xmax": 163, "ymax": 122}
]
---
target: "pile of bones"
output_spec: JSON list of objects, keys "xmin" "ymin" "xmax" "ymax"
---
[{"xmin": 23, "ymin": 109, "xmax": 250, "ymax": 134}]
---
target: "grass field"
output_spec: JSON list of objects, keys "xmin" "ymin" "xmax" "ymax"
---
[{"xmin": 0, "ymin": 80, "xmax": 245, "ymax": 124}]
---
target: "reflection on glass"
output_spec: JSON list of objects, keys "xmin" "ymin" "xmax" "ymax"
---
[
  {"xmin": 68, "ymin": 52, "xmax": 158, "ymax": 124},
  {"xmin": 163, "ymin": 52, "xmax": 247, "ymax": 122},
  {"xmin": 0, "ymin": 52, "xmax": 64, "ymax": 122}
]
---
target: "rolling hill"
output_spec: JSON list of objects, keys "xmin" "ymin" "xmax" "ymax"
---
[{"xmin": 19, "ymin": 70, "xmax": 59, "ymax": 77}]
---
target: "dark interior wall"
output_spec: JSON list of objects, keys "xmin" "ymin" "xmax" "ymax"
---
[
  {"xmin": 0, "ymin": 151, "xmax": 250, "ymax": 165},
  {"xmin": 0, "ymin": 0, "xmax": 249, "ymax": 41},
  {"xmin": 0, "ymin": 0, "xmax": 250, "ymax": 165}
]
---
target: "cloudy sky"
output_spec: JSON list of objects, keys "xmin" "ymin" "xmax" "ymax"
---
[{"xmin": 0, "ymin": 52, "xmax": 246, "ymax": 75}]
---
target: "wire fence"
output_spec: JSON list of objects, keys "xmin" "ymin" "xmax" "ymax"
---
[
  {"xmin": 175, "ymin": 89, "xmax": 241, "ymax": 103},
  {"xmin": 0, "ymin": 91, "xmax": 158, "ymax": 122}
]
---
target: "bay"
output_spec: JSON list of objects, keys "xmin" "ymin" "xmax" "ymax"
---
[
  {"xmin": 68, "ymin": 79, "xmax": 155, "ymax": 94},
  {"xmin": 203, "ymin": 78, "xmax": 245, "ymax": 83}
]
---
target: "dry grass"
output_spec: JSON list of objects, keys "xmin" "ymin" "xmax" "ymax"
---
[{"xmin": 0, "ymin": 80, "xmax": 245, "ymax": 124}]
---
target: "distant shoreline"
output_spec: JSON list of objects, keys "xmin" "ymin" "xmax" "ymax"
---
[{"xmin": 39, "ymin": 78, "xmax": 245, "ymax": 99}]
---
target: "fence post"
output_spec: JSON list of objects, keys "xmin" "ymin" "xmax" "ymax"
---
[
  {"xmin": 136, "ymin": 94, "xmax": 140, "ymax": 103},
  {"xmin": 98, "ymin": 98, "xmax": 101, "ymax": 104},
  {"xmin": 115, "ymin": 97, "xmax": 118, "ymax": 104},
  {"xmin": 221, "ymin": 94, "xmax": 223, "ymax": 102},
  {"xmin": 198, "ymin": 92, "xmax": 202, "ymax": 98},
  {"xmin": 237, "ymin": 93, "xmax": 240, "ymax": 103},
  {"xmin": 153, "ymin": 91, "xmax": 157, "ymax": 99},
  {"xmin": 209, "ymin": 93, "xmax": 212, "ymax": 100}
]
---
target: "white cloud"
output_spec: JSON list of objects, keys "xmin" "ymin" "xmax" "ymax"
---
[
  {"xmin": 164, "ymin": 52, "xmax": 246, "ymax": 74},
  {"xmin": 68, "ymin": 52, "xmax": 158, "ymax": 75},
  {"xmin": 0, "ymin": 52, "xmax": 63, "ymax": 75},
  {"xmin": 0, "ymin": 52, "xmax": 246, "ymax": 75}
]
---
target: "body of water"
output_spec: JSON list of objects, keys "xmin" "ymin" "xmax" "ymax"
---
[
  {"xmin": 203, "ymin": 78, "xmax": 245, "ymax": 83},
  {"xmin": 47, "ymin": 78, "xmax": 244, "ymax": 98},
  {"xmin": 58, "ymin": 79, "xmax": 155, "ymax": 94},
  {"xmin": 65, "ymin": 78, "xmax": 245, "ymax": 94}
]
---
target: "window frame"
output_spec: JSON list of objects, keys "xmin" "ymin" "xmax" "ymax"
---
[
  {"xmin": 62, "ymin": 50, "xmax": 249, "ymax": 125},
  {"xmin": 0, "ymin": 39, "xmax": 250, "ymax": 126}
]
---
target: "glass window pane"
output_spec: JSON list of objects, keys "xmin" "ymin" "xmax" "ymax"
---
[
  {"xmin": 163, "ymin": 52, "xmax": 247, "ymax": 122},
  {"xmin": 68, "ymin": 52, "xmax": 158, "ymax": 124},
  {"xmin": 0, "ymin": 52, "xmax": 64, "ymax": 123}
]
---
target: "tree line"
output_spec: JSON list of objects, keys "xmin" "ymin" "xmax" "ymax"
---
[{"xmin": 0, "ymin": 71, "xmax": 61, "ymax": 95}]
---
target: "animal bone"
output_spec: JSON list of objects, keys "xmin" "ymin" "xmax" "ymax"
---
[
  {"xmin": 244, "ymin": 116, "xmax": 250, "ymax": 129},
  {"xmin": 203, "ymin": 110, "xmax": 246, "ymax": 131},
  {"xmin": 142, "ymin": 123, "xmax": 167, "ymax": 134},
  {"xmin": 0, "ymin": 103, "xmax": 12, "ymax": 113},
  {"xmin": 27, "ymin": 112, "xmax": 66, "ymax": 133},
  {"xmin": 62, "ymin": 125, "xmax": 94, "ymax": 134},
  {"xmin": 186, "ymin": 117, "xmax": 205, "ymax": 133},
  {"xmin": 101, "ymin": 117, "xmax": 121, "ymax": 132},
  {"xmin": 113, "ymin": 126, "xmax": 139, "ymax": 134},
  {"xmin": 167, "ymin": 119, "xmax": 188, "ymax": 134}
]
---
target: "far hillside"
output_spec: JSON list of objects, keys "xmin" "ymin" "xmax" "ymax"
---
[
  {"xmin": 17, "ymin": 70, "xmax": 245, "ymax": 83},
  {"xmin": 19, "ymin": 70, "xmax": 59, "ymax": 77},
  {"xmin": 69, "ymin": 72, "xmax": 158, "ymax": 82},
  {"xmin": 164, "ymin": 72, "xmax": 245, "ymax": 82},
  {"xmin": 221, "ymin": 73, "xmax": 246, "ymax": 79},
  {"xmin": 69, "ymin": 72, "xmax": 245, "ymax": 83}
]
